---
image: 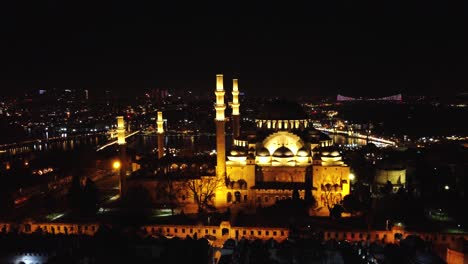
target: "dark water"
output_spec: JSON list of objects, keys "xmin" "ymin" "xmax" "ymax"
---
[
  {"xmin": 0, "ymin": 135, "xmax": 105, "ymax": 156},
  {"xmin": 130, "ymin": 134, "xmax": 224, "ymax": 154}
]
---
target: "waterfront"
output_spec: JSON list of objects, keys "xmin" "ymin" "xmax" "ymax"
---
[{"xmin": 1, "ymin": 132, "xmax": 372, "ymax": 167}]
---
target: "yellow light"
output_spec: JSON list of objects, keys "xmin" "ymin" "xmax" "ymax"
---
[
  {"xmin": 348, "ymin": 173, "xmax": 355, "ymax": 181},
  {"xmin": 116, "ymin": 116, "xmax": 126, "ymax": 145},
  {"xmin": 113, "ymin": 161, "xmax": 121, "ymax": 169},
  {"xmin": 157, "ymin": 111, "xmax": 164, "ymax": 133},
  {"xmin": 233, "ymin": 79, "xmax": 238, "ymax": 92},
  {"xmin": 216, "ymin": 74, "xmax": 224, "ymax": 91},
  {"xmin": 109, "ymin": 194, "xmax": 120, "ymax": 201},
  {"xmin": 117, "ymin": 116, "xmax": 124, "ymax": 129}
]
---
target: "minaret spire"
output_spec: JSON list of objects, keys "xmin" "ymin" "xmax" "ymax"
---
[
  {"xmin": 215, "ymin": 74, "xmax": 226, "ymax": 179},
  {"xmin": 157, "ymin": 111, "xmax": 165, "ymax": 159},
  {"xmin": 231, "ymin": 78, "xmax": 240, "ymax": 139},
  {"xmin": 116, "ymin": 116, "xmax": 127, "ymax": 197}
]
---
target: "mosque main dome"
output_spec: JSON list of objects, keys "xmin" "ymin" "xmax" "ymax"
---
[{"xmin": 256, "ymin": 100, "xmax": 308, "ymax": 120}]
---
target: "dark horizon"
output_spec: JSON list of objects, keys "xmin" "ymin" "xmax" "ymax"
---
[{"xmin": 1, "ymin": 1, "xmax": 466, "ymax": 98}]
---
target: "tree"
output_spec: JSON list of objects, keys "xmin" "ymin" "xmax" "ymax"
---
[
  {"xmin": 186, "ymin": 176, "xmax": 224, "ymax": 213},
  {"xmin": 67, "ymin": 175, "xmax": 99, "ymax": 215},
  {"xmin": 321, "ymin": 183, "xmax": 334, "ymax": 210},
  {"xmin": 342, "ymin": 194, "xmax": 362, "ymax": 215},
  {"xmin": 156, "ymin": 176, "xmax": 186, "ymax": 215},
  {"xmin": 68, "ymin": 175, "xmax": 85, "ymax": 211},
  {"xmin": 330, "ymin": 204, "xmax": 344, "ymax": 219},
  {"xmin": 126, "ymin": 185, "xmax": 152, "ymax": 208},
  {"xmin": 83, "ymin": 178, "xmax": 98, "ymax": 212}
]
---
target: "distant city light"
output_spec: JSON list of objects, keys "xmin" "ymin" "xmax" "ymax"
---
[{"xmin": 444, "ymin": 185, "xmax": 450, "ymax": 190}]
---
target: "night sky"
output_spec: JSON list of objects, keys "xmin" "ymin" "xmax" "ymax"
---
[{"xmin": 0, "ymin": 1, "xmax": 466, "ymax": 97}]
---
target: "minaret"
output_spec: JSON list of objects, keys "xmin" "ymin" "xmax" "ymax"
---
[
  {"xmin": 157, "ymin": 111, "xmax": 165, "ymax": 159},
  {"xmin": 116, "ymin": 116, "xmax": 127, "ymax": 197},
  {"xmin": 231, "ymin": 78, "xmax": 240, "ymax": 139},
  {"xmin": 215, "ymin": 74, "xmax": 226, "ymax": 179}
]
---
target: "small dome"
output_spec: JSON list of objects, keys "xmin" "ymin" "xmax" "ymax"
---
[
  {"xmin": 230, "ymin": 147, "xmax": 246, "ymax": 156},
  {"xmin": 273, "ymin": 146, "xmax": 294, "ymax": 157},
  {"xmin": 296, "ymin": 147, "xmax": 310, "ymax": 157},
  {"xmin": 321, "ymin": 148, "xmax": 341, "ymax": 157},
  {"xmin": 256, "ymin": 147, "xmax": 270, "ymax": 157}
]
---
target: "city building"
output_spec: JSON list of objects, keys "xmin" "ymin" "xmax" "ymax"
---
[{"xmin": 373, "ymin": 160, "xmax": 406, "ymax": 193}]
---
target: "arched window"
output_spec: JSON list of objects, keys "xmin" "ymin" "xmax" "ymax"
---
[
  {"xmin": 234, "ymin": 191, "xmax": 241, "ymax": 202},
  {"xmin": 227, "ymin": 192, "xmax": 232, "ymax": 203}
]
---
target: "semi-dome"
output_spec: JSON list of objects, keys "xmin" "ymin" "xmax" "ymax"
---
[
  {"xmin": 272, "ymin": 146, "xmax": 294, "ymax": 157},
  {"xmin": 256, "ymin": 147, "xmax": 270, "ymax": 157},
  {"xmin": 256, "ymin": 100, "xmax": 308, "ymax": 120},
  {"xmin": 296, "ymin": 147, "xmax": 310, "ymax": 157}
]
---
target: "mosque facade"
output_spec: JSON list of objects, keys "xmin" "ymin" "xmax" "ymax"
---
[{"xmin": 213, "ymin": 74, "xmax": 350, "ymax": 209}]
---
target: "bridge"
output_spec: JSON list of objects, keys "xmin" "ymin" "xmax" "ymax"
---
[
  {"xmin": 337, "ymin": 94, "xmax": 402, "ymax": 102},
  {"xmin": 96, "ymin": 130, "xmax": 141, "ymax": 152},
  {"xmin": 315, "ymin": 127, "xmax": 397, "ymax": 146}
]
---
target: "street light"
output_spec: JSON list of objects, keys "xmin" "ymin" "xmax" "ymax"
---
[
  {"xmin": 113, "ymin": 161, "xmax": 121, "ymax": 170},
  {"xmin": 348, "ymin": 173, "xmax": 355, "ymax": 181},
  {"xmin": 444, "ymin": 185, "xmax": 450, "ymax": 191}
]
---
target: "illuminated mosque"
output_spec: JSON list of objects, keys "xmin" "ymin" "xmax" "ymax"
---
[
  {"xmin": 128, "ymin": 74, "xmax": 351, "ymax": 213},
  {"xmin": 213, "ymin": 74, "xmax": 350, "ymax": 209}
]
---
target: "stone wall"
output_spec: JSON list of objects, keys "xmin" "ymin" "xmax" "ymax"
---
[
  {"xmin": 0, "ymin": 222, "xmax": 99, "ymax": 236},
  {"xmin": 1, "ymin": 221, "xmax": 466, "ymax": 252},
  {"xmin": 142, "ymin": 221, "xmax": 289, "ymax": 245}
]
